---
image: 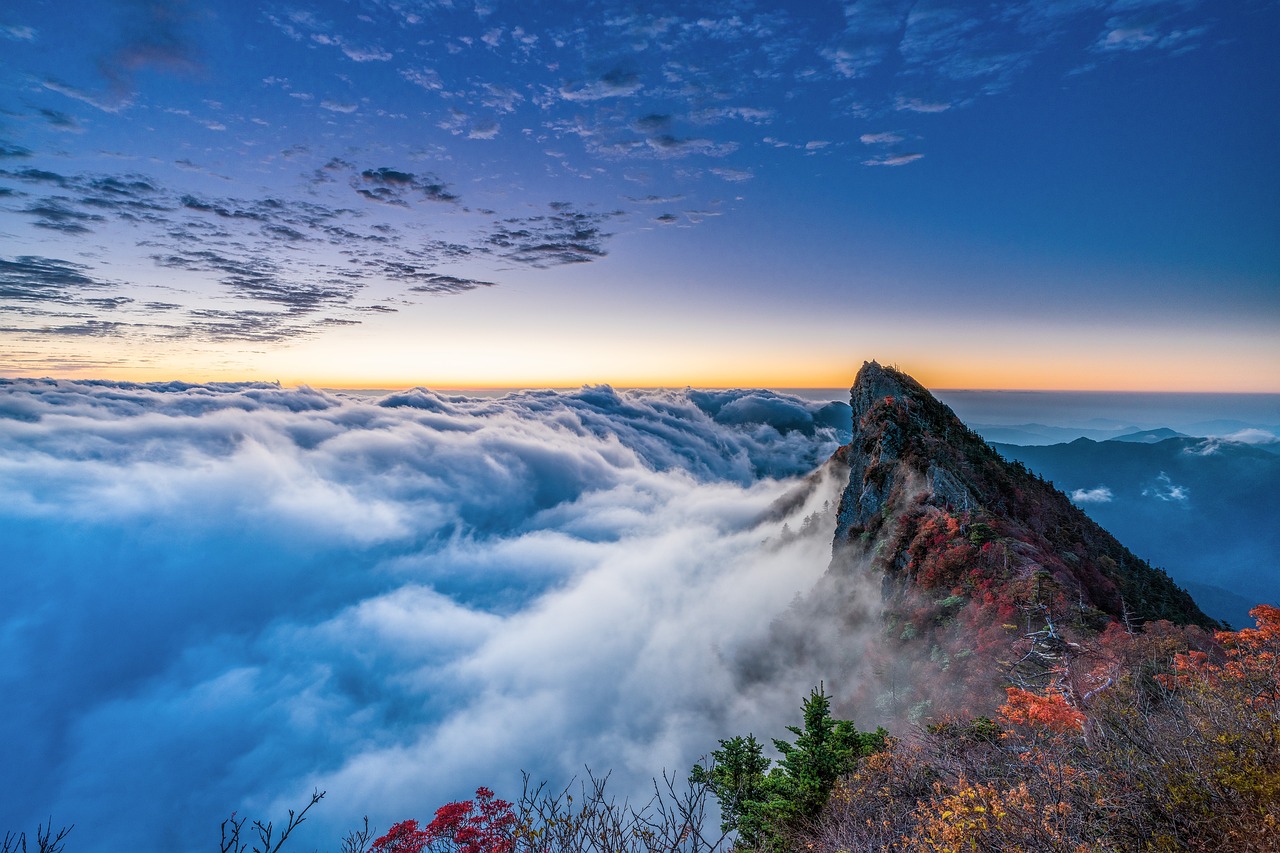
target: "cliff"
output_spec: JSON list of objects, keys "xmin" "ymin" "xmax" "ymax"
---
[{"xmin": 825, "ymin": 361, "xmax": 1216, "ymax": 717}]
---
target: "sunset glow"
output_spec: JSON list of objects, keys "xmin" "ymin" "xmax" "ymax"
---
[{"xmin": 1, "ymin": 1, "xmax": 1276, "ymax": 391}]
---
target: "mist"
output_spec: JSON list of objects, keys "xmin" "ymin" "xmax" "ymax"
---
[{"xmin": 0, "ymin": 380, "xmax": 870, "ymax": 851}]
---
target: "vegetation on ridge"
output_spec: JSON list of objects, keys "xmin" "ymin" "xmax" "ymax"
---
[{"xmin": 830, "ymin": 362, "xmax": 1220, "ymax": 721}]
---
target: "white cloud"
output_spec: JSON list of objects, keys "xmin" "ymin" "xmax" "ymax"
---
[
  {"xmin": 559, "ymin": 72, "xmax": 644, "ymax": 102},
  {"xmin": 342, "ymin": 44, "xmax": 393, "ymax": 62},
  {"xmin": 3, "ymin": 24, "xmax": 36, "ymax": 40},
  {"xmin": 468, "ymin": 119, "xmax": 501, "ymax": 139},
  {"xmin": 0, "ymin": 381, "xmax": 863, "ymax": 850},
  {"xmin": 895, "ymin": 96, "xmax": 952, "ymax": 113},
  {"xmin": 1220, "ymin": 428, "xmax": 1279, "ymax": 446},
  {"xmin": 42, "ymin": 79, "xmax": 130, "ymax": 113},
  {"xmin": 1071, "ymin": 485, "xmax": 1114, "ymax": 504},
  {"xmin": 859, "ymin": 131, "xmax": 903, "ymax": 145},
  {"xmin": 400, "ymin": 67, "xmax": 444, "ymax": 91},
  {"xmin": 863, "ymin": 152, "xmax": 924, "ymax": 167},
  {"xmin": 1142, "ymin": 472, "xmax": 1189, "ymax": 502},
  {"xmin": 1098, "ymin": 25, "xmax": 1159, "ymax": 51}
]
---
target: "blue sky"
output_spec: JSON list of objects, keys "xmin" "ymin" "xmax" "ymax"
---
[{"xmin": 1, "ymin": 0, "xmax": 1277, "ymax": 388}]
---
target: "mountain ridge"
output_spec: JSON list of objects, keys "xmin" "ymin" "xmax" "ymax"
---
[{"xmin": 822, "ymin": 361, "xmax": 1216, "ymax": 718}]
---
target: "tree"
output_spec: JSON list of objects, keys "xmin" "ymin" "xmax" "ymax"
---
[
  {"xmin": 800, "ymin": 606, "xmax": 1280, "ymax": 853},
  {"xmin": 220, "ymin": 790, "xmax": 324, "ymax": 853},
  {"xmin": 370, "ymin": 788, "xmax": 515, "ymax": 853},
  {"xmin": 690, "ymin": 736, "xmax": 771, "ymax": 847},
  {"xmin": 764, "ymin": 685, "xmax": 886, "ymax": 840},
  {"xmin": 1, "ymin": 822, "xmax": 72, "ymax": 853},
  {"xmin": 695, "ymin": 685, "xmax": 886, "ymax": 851}
]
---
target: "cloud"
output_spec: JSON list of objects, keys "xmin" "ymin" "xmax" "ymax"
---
[
  {"xmin": 689, "ymin": 106, "xmax": 774, "ymax": 125},
  {"xmin": 0, "ymin": 381, "xmax": 863, "ymax": 851},
  {"xmin": 0, "ymin": 318, "xmax": 127, "ymax": 337},
  {"xmin": 35, "ymin": 107, "xmax": 83, "ymax": 132},
  {"xmin": 710, "ymin": 167, "xmax": 753, "ymax": 182},
  {"xmin": 42, "ymin": 78, "xmax": 129, "ymax": 113},
  {"xmin": 95, "ymin": 0, "xmax": 202, "ymax": 104},
  {"xmin": 862, "ymin": 152, "xmax": 924, "ymax": 167},
  {"xmin": 400, "ymin": 67, "xmax": 445, "ymax": 91},
  {"xmin": 1142, "ymin": 472, "xmax": 1189, "ymax": 502},
  {"xmin": 480, "ymin": 84, "xmax": 523, "ymax": 114},
  {"xmin": 822, "ymin": 0, "xmax": 913, "ymax": 78},
  {"xmin": 559, "ymin": 69, "xmax": 644, "ymax": 102},
  {"xmin": 341, "ymin": 44, "xmax": 393, "ymax": 62},
  {"xmin": 895, "ymin": 96, "xmax": 953, "ymax": 113},
  {"xmin": 0, "ymin": 255, "xmax": 120, "ymax": 305},
  {"xmin": 152, "ymin": 248, "xmax": 358, "ymax": 313},
  {"xmin": 1095, "ymin": 15, "xmax": 1207, "ymax": 53},
  {"xmin": 1070, "ymin": 485, "xmax": 1114, "ymax": 504},
  {"xmin": 2, "ymin": 23, "xmax": 36, "ymax": 40},
  {"xmin": 354, "ymin": 167, "xmax": 459, "ymax": 205},
  {"xmin": 860, "ymin": 132, "xmax": 904, "ymax": 145},
  {"xmin": 320, "ymin": 99, "xmax": 360, "ymax": 113},
  {"xmin": 1219, "ymin": 428, "xmax": 1279, "ymax": 446},
  {"xmin": 468, "ymin": 119, "xmax": 501, "ymax": 140},
  {"xmin": 0, "ymin": 256, "xmax": 150, "ymax": 338},
  {"xmin": 373, "ymin": 263, "xmax": 494, "ymax": 294},
  {"xmin": 0, "ymin": 160, "xmax": 621, "ymax": 346},
  {"xmin": 437, "ymin": 107, "xmax": 503, "ymax": 140},
  {"xmin": 644, "ymin": 135, "xmax": 738, "ymax": 159},
  {"xmin": 627, "ymin": 194, "xmax": 685, "ymax": 205},
  {"xmin": 22, "ymin": 198, "xmax": 108, "ymax": 233},
  {"xmin": 485, "ymin": 203, "xmax": 619, "ymax": 267}
]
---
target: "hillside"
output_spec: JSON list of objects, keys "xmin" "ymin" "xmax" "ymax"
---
[{"xmin": 821, "ymin": 362, "xmax": 1216, "ymax": 719}]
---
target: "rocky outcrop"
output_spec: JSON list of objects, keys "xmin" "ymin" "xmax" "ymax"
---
[{"xmin": 832, "ymin": 360, "xmax": 1215, "ymax": 630}]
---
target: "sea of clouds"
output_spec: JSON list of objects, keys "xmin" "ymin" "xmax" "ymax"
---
[{"xmin": 0, "ymin": 380, "xmax": 864, "ymax": 851}]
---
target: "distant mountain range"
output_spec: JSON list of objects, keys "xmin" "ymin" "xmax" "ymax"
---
[
  {"xmin": 989, "ymin": 435, "xmax": 1279, "ymax": 627},
  {"xmin": 969, "ymin": 421, "xmax": 1280, "ymax": 450}
]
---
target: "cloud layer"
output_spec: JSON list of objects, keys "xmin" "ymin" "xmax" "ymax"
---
[{"xmin": 0, "ymin": 381, "xmax": 860, "ymax": 850}]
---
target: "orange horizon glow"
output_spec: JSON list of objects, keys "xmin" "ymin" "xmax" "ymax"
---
[{"xmin": 6, "ymin": 360, "xmax": 1278, "ymax": 394}]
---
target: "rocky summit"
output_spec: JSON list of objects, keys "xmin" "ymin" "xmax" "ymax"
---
[{"xmin": 823, "ymin": 361, "xmax": 1216, "ymax": 718}]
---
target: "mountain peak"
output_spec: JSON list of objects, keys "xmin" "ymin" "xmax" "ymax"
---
[{"xmin": 828, "ymin": 362, "xmax": 1215, "ymax": 716}]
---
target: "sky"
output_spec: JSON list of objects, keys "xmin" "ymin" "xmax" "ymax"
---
[{"xmin": 1, "ymin": 0, "xmax": 1277, "ymax": 390}]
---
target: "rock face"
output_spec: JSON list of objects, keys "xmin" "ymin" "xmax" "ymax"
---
[
  {"xmin": 835, "ymin": 360, "xmax": 1211, "ymax": 625},
  {"xmin": 825, "ymin": 361, "xmax": 1216, "ymax": 717}
]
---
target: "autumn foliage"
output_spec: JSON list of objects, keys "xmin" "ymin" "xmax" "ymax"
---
[
  {"xmin": 370, "ymin": 789, "xmax": 515, "ymax": 853},
  {"xmin": 800, "ymin": 605, "xmax": 1280, "ymax": 853}
]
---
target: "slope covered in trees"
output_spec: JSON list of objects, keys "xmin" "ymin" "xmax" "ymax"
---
[
  {"xmin": 799, "ymin": 604, "xmax": 1280, "ymax": 853},
  {"xmin": 825, "ymin": 361, "xmax": 1218, "ymax": 719}
]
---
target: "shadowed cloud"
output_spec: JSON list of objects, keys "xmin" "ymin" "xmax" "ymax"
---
[
  {"xmin": 485, "ymin": 203, "xmax": 619, "ymax": 267},
  {"xmin": 0, "ymin": 380, "xmax": 860, "ymax": 850}
]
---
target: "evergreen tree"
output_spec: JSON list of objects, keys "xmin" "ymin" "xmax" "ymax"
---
[
  {"xmin": 694, "ymin": 685, "xmax": 887, "ymax": 851},
  {"xmin": 690, "ymin": 735, "xmax": 771, "ymax": 848}
]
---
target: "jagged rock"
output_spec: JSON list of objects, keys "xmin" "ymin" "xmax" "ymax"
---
[
  {"xmin": 833, "ymin": 359, "xmax": 1214, "ymax": 629},
  {"xmin": 759, "ymin": 361, "xmax": 1217, "ymax": 723}
]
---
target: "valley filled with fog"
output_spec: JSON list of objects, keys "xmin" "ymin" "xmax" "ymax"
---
[{"xmin": 0, "ymin": 381, "xmax": 861, "ymax": 851}]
